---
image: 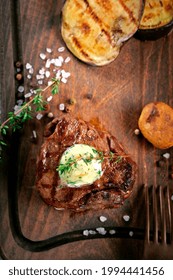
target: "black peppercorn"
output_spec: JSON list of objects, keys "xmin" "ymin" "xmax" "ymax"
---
[
  {"xmin": 15, "ymin": 61, "xmax": 23, "ymax": 69},
  {"xmin": 86, "ymin": 93, "xmax": 93, "ymax": 100},
  {"xmin": 64, "ymin": 105, "xmax": 71, "ymax": 113}
]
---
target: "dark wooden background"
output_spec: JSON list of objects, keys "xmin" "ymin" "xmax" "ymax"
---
[{"xmin": 0, "ymin": 0, "xmax": 173, "ymax": 259}]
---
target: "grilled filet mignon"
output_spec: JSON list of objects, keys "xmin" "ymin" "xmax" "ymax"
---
[
  {"xmin": 61, "ymin": 0, "xmax": 144, "ymax": 66},
  {"xmin": 36, "ymin": 116, "xmax": 137, "ymax": 211}
]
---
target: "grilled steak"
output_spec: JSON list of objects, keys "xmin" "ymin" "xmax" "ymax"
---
[
  {"xmin": 36, "ymin": 116, "xmax": 137, "ymax": 211},
  {"xmin": 61, "ymin": 0, "xmax": 144, "ymax": 66}
]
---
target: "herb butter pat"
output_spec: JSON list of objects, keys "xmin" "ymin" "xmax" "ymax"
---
[{"xmin": 58, "ymin": 144, "xmax": 103, "ymax": 187}]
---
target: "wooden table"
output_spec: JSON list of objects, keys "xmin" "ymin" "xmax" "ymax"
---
[{"xmin": 0, "ymin": 0, "xmax": 173, "ymax": 260}]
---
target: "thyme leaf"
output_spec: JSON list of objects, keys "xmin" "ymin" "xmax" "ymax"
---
[
  {"xmin": 0, "ymin": 77, "xmax": 60, "ymax": 158},
  {"xmin": 56, "ymin": 149, "xmax": 126, "ymax": 176}
]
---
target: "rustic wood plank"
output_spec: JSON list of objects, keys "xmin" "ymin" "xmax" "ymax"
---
[{"xmin": 1, "ymin": 0, "xmax": 173, "ymax": 259}]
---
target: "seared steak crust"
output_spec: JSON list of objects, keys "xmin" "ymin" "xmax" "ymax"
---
[{"xmin": 36, "ymin": 116, "xmax": 136, "ymax": 211}]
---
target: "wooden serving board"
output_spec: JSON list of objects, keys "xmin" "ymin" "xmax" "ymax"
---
[{"xmin": 0, "ymin": 0, "xmax": 173, "ymax": 259}]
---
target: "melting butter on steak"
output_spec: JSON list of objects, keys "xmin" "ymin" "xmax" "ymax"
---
[
  {"xmin": 36, "ymin": 116, "xmax": 137, "ymax": 211},
  {"xmin": 61, "ymin": 0, "xmax": 144, "ymax": 66}
]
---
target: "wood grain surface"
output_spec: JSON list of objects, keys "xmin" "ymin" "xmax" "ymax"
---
[{"xmin": 0, "ymin": 0, "xmax": 173, "ymax": 260}]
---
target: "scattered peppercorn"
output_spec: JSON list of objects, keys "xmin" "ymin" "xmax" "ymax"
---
[
  {"xmin": 15, "ymin": 61, "xmax": 23, "ymax": 69},
  {"xmin": 68, "ymin": 98, "xmax": 76, "ymax": 105},
  {"xmin": 64, "ymin": 105, "xmax": 71, "ymax": 113},
  {"xmin": 86, "ymin": 93, "xmax": 93, "ymax": 100},
  {"xmin": 15, "ymin": 73, "xmax": 23, "ymax": 82}
]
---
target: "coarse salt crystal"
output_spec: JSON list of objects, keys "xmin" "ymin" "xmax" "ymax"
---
[
  {"xmin": 32, "ymin": 130, "xmax": 37, "ymax": 138},
  {"xmin": 59, "ymin": 103, "xmax": 65, "ymax": 111},
  {"xmin": 16, "ymin": 99, "xmax": 23, "ymax": 106},
  {"xmin": 61, "ymin": 69, "xmax": 65, "ymax": 74},
  {"xmin": 89, "ymin": 230, "xmax": 96, "ymax": 235},
  {"xmin": 99, "ymin": 216, "xmax": 107, "ymax": 223},
  {"xmin": 45, "ymin": 59, "xmax": 51, "ymax": 68},
  {"xmin": 58, "ymin": 46, "xmax": 65, "ymax": 52},
  {"xmin": 58, "ymin": 56, "xmax": 64, "ymax": 63},
  {"xmin": 36, "ymin": 113, "xmax": 43, "ymax": 120},
  {"xmin": 61, "ymin": 77, "xmax": 67, "ymax": 84},
  {"xmin": 36, "ymin": 74, "xmax": 41, "ymax": 80},
  {"xmin": 163, "ymin": 153, "xmax": 170, "ymax": 159},
  {"xmin": 123, "ymin": 215, "xmax": 130, "ymax": 222},
  {"xmin": 54, "ymin": 58, "xmax": 62, "ymax": 67},
  {"xmin": 38, "ymin": 80, "xmax": 43, "ymax": 85},
  {"xmin": 109, "ymin": 230, "xmax": 116, "ymax": 235},
  {"xmin": 129, "ymin": 231, "xmax": 134, "ymax": 237},
  {"xmin": 14, "ymin": 105, "xmax": 21, "ymax": 112},
  {"xmin": 61, "ymin": 70, "xmax": 71, "ymax": 78},
  {"xmin": 96, "ymin": 227, "xmax": 107, "ymax": 235},
  {"xmin": 29, "ymin": 67, "xmax": 34, "ymax": 74},
  {"xmin": 46, "ymin": 48, "xmax": 52, "ymax": 53},
  {"xmin": 39, "ymin": 68, "xmax": 45, "ymax": 75},
  {"xmin": 56, "ymin": 70, "xmax": 61, "ymax": 79},
  {"xmin": 48, "ymin": 81, "xmax": 53, "ymax": 86},
  {"xmin": 83, "ymin": 230, "xmax": 89, "ymax": 236},
  {"xmin": 47, "ymin": 112, "xmax": 54, "ymax": 118},
  {"xmin": 47, "ymin": 96, "xmax": 53, "ymax": 102},
  {"xmin": 24, "ymin": 92, "xmax": 32, "ymax": 98},
  {"xmin": 45, "ymin": 71, "xmax": 50, "ymax": 78},
  {"xmin": 27, "ymin": 74, "xmax": 32, "ymax": 79},
  {"xmin": 65, "ymin": 57, "xmax": 71, "ymax": 63},
  {"xmin": 39, "ymin": 53, "xmax": 46, "ymax": 60},
  {"xmin": 50, "ymin": 58, "xmax": 55, "ymax": 64},
  {"xmin": 36, "ymin": 74, "xmax": 44, "ymax": 80},
  {"xmin": 30, "ymin": 89, "xmax": 34, "ymax": 94},
  {"xmin": 26, "ymin": 63, "xmax": 32, "ymax": 69},
  {"xmin": 18, "ymin": 85, "xmax": 24, "ymax": 93}
]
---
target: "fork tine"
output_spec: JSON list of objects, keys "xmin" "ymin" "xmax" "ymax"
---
[
  {"xmin": 165, "ymin": 186, "xmax": 172, "ymax": 243},
  {"xmin": 143, "ymin": 185, "xmax": 173, "ymax": 260},
  {"xmin": 145, "ymin": 185, "xmax": 172, "ymax": 245},
  {"xmin": 152, "ymin": 185, "xmax": 159, "ymax": 243},
  {"xmin": 159, "ymin": 186, "xmax": 166, "ymax": 244},
  {"xmin": 145, "ymin": 185, "xmax": 150, "ymax": 242}
]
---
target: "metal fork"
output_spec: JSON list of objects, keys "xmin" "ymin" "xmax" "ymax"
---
[{"xmin": 143, "ymin": 185, "xmax": 173, "ymax": 259}]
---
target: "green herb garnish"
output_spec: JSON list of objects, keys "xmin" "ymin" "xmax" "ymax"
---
[
  {"xmin": 0, "ymin": 77, "xmax": 60, "ymax": 158},
  {"xmin": 57, "ymin": 149, "xmax": 125, "ymax": 176}
]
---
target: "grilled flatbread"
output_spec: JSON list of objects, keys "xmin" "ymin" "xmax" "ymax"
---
[{"xmin": 61, "ymin": 0, "xmax": 143, "ymax": 66}]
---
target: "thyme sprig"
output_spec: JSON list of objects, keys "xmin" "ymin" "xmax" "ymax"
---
[
  {"xmin": 0, "ymin": 78, "xmax": 60, "ymax": 156},
  {"xmin": 57, "ymin": 148, "xmax": 124, "ymax": 176}
]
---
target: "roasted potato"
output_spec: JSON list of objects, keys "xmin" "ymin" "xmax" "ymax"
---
[{"xmin": 138, "ymin": 102, "xmax": 173, "ymax": 149}]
